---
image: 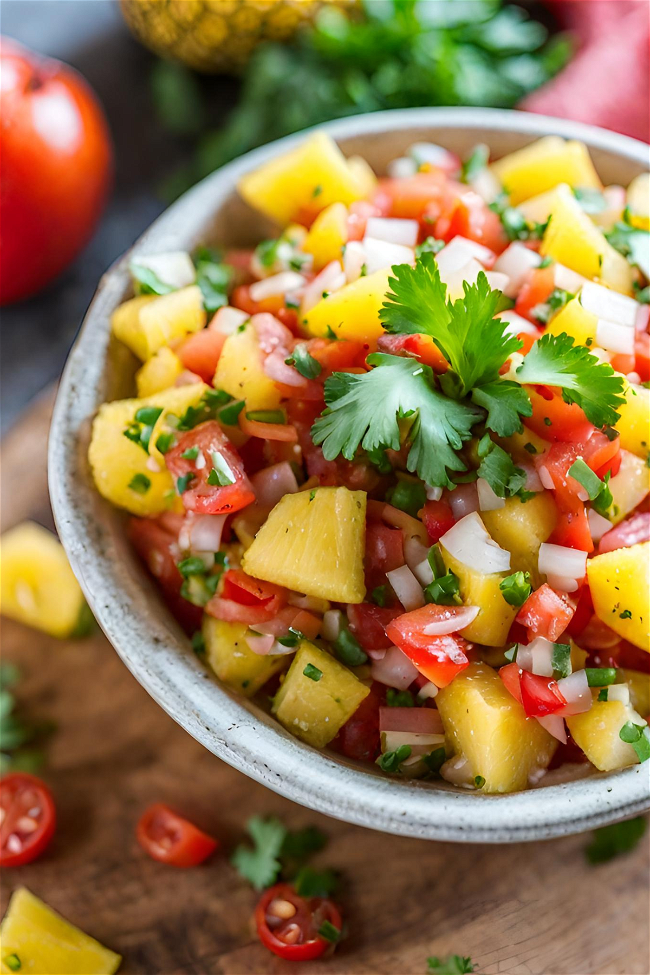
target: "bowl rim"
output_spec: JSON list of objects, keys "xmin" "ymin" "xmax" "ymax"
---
[{"xmin": 49, "ymin": 107, "xmax": 650, "ymax": 843}]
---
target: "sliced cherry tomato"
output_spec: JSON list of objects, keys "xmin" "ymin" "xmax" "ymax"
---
[
  {"xmin": 166, "ymin": 420, "xmax": 255, "ymax": 515},
  {"xmin": 136, "ymin": 803, "xmax": 218, "ymax": 867},
  {"xmin": 206, "ymin": 568, "xmax": 286, "ymax": 624},
  {"xmin": 434, "ymin": 191, "xmax": 508, "ymax": 253},
  {"xmin": 177, "ymin": 323, "xmax": 227, "ymax": 383},
  {"xmin": 364, "ymin": 521, "xmax": 404, "ymax": 590},
  {"xmin": 347, "ymin": 603, "xmax": 402, "ymax": 650},
  {"xmin": 378, "ymin": 172, "xmax": 447, "ymax": 220},
  {"xmin": 128, "ymin": 517, "xmax": 203, "ymax": 633},
  {"xmin": 519, "ymin": 670, "xmax": 567, "ymax": 718},
  {"xmin": 255, "ymin": 883, "xmax": 342, "ymax": 961},
  {"xmin": 514, "ymin": 265, "xmax": 556, "ymax": 321},
  {"xmin": 385, "ymin": 605, "xmax": 472, "ymax": 687},
  {"xmin": 516, "ymin": 583, "xmax": 575, "ymax": 642},
  {"xmin": 420, "ymin": 499, "xmax": 455, "ymax": 543},
  {"xmin": 0, "ymin": 773, "xmax": 56, "ymax": 867},
  {"xmin": 499, "ymin": 662, "xmax": 523, "ymax": 704},
  {"xmin": 333, "ymin": 685, "xmax": 382, "ymax": 762},
  {"xmin": 599, "ymin": 510, "xmax": 650, "ymax": 553}
]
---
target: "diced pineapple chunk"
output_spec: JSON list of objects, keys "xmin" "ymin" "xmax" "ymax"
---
[
  {"xmin": 439, "ymin": 548, "xmax": 516, "ymax": 647},
  {"xmin": 546, "ymin": 295, "xmax": 598, "ymax": 346},
  {"xmin": 202, "ymin": 617, "xmax": 287, "ymax": 697},
  {"xmin": 627, "ymin": 172, "xmax": 650, "ymax": 230},
  {"xmin": 499, "ymin": 426, "xmax": 550, "ymax": 462},
  {"xmin": 566, "ymin": 698, "xmax": 640, "ymax": 771},
  {"xmin": 620, "ymin": 669, "xmax": 650, "ymax": 718},
  {"xmin": 540, "ymin": 185, "xmax": 633, "ymax": 294},
  {"xmin": 491, "ymin": 136, "xmax": 601, "ymax": 205},
  {"xmin": 112, "ymin": 286, "xmax": 205, "ymax": 360},
  {"xmin": 302, "ymin": 202, "xmax": 348, "ymax": 270},
  {"xmin": 347, "ymin": 155, "xmax": 378, "ymax": 198},
  {"xmin": 0, "ymin": 887, "xmax": 121, "ymax": 975},
  {"xmin": 608, "ymin": 450, "xmax": 650, "ymax": 524},
  {"xmin": 482, "ymin": 492, "xmax": 557, "ymax": 586},
  {"xmin": 238, "ymin": 132, "xmax": 368, "ymax": 226},
  {"xmin": 213, "ymin": 321, "xmax": 281, "ymax": 412},
  {"xmin": 436, "ymin": 662, "xmax": 557, "ymax": 793},
  {"xmin": 272, "ymin": 641, "xmax": 369, "ymax": 747},
  {"xmin": 242, "ymin": 487, "xmax": 366, "ymax": 603},
  {"xmin": 135, "ymin": 346, "xmax": 183, "ymax": 397},
  {"xmin": 518, "ymin": 186, "xmax": 564, "ymax": 225},
  {"xmin": 302, "ymin": 267, "xmax": 392, "ymax": 344},
  {"xmin": 0, "ymin": 523, "xmax": 87, "ymax": 638},
  {"xmin": 88, "ymin": 383, "xmax": 206, "ymax": 516},
  {"xmin": 587, "ymin": 542, "xmax": 649, "ymax": 652},
  {"xmin": 614, "ymin": 380, "xmax": 650, "ymax": 458}
]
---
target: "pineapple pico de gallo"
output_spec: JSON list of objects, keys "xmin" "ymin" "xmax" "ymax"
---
[{"xmin": 89, "ymin": 131, "xmax": 650, "ymax": 794}]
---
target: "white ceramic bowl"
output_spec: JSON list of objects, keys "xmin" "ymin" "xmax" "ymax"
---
[{"xmin": 49, "ymin": 108, "xmax": 650, "ymax": 842}]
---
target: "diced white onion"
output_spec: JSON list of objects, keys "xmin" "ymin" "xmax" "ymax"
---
[
  {"xmin": 557, "ymin": 670, "xmax": 592, "ymax": 716},
  {"xmin": 245, "ymin": 631, "xmax": 277, "ymax": 656},
  {"xmin": 469, "ymin": 168, "xmax": 501, "ymax": 204},
  {"xmin": 133, "ymin": 250, "xmax": 196, "ymax": 289},
  {"xmin": 422, "ymin": 605, "xmax": 479, "ymax": 635},
  {"xmin": 589, "ymin": 346, "xmax": 613, "ymax": 364},
  {"xmin": 404, "ymin": 535, "xmax": 430, "ymax": 573},
  {"xmin": 477, "ymin": 477, "xmax": 505, "ymax": 511},
  {"xmin": 413, "ymin": 558, "xmax": 434, "ymax": 587},
  {"xmin": 435, "ymin": 236, "xmax": 495, "ymax": 273},
  {"xmin": 493, "ymin": 243, "xmax": 541, "ymax": 297},
  {"xmin": 370, "ymin": 645, "xmax": 419, "ymax": 690},
  {"xmin": 539, "ymin": 543, "xmax": 587, "ymax": 584},
  {"xmin": 627, "ymin": 371, "xmax": 642, "ymax": 384},
  {"xmin": 362, "ymin": 237, "xmax": 414, "ymax": 276},
  {"xmin": 580, "ymin": 281, "xmax": 638, "ymax": 327},
  {"xmin": 607, "ymin": 684, "xmax": 630, "ymax": 705},
  {"xmin": 536, "ymin": 714, "xmax": 567, "ymax": 743},
  {"xmin": 387, "ymin": 156, "xmax": 417, "ymax": 179},
  {"xmin": 595, "ymin": 318, "xmax": 635, "ymax": 355},
  {"xmin": 251, "ymin": 462, "xmax": 299, "ymax": 508},
  {"xmin": 545, "ymin": 573, "xmax": 580, "ymax": 594},
  {"xmin": 179, "ymin": 514, "xmax": 227, "ymax": 554},
  {"xmin": 515, "ymin": 643, "xmax": 533, "ymax": 672},
  {"xmin": 249, "ymin": 271, "xmax": 306, "ymax": 302},
  {"xmin": 417, "ymin": 681, "xmax": 439, "ymax": 700},
  {"xmin": 537, "ymin": 464, "xmax": 555, "ymax": 490},
  {"xmin": 439, "ymin": 511, "xmax": 511, "ymax": 574},
  {"xmin": 386, "ymin": 565, "xmax": 425, "ymax": 611},
  {"xmin": 287, "ymin": 593, "xmax": 330, "ymax": 613},
  {"xmin": 343, "ymin": 240, "xmax": 367, "ymax": 283},
  {"xmin": 484, "ymin": 270, "xmax": 510, "ymax": 293},
  {"xmin": 365, "ymin": 217, "xmax": 419, "ymax": 247},
  {"xmin": 497, "ymin": 309, "xmax": 541, "ymax": 338},
  {"xmin": 554, "ymin": 264, "xmax": 587, "ymax": 293},
  {"xmin": 146, "ymin": 456, "xmax": 162, "ymax": 473},
  {"xmin": 588, "ymin": 508, "xmax": 612, "ymax": 542},
  {"xmin": 440, "ymin": 259, "xmax": 483, "ymax": 295},
  {"xmin": 301, "ymin": 261, "xmax": 346, "ymax": 314},
  {"xmin": 408, "ymin": 142, "xmax": 454, "ymax": 168},
  {"xmin": 211, "ymin": 305, "xmax": 249, "ymax": 335},
  {"xmin": 425, "ymin": 484, "xmax": 443, "ymax": 501},
  {"xmin": 528, "ymin": 636, "xmax": 556, "ymax": 677},
  {"xmin": 521, "ymin": 462, "xmax": 544, "ymax": 493},
  {"xmin": 635, "ymin": 304, "xmax": 650, "ymax": 332},
  {"xmin": 448, "ymin": 482, "xmax": 479, "ymax": 519},
  {"xmin": 321, "ymin": 609, "xmax": 342, "ymax": 642}
]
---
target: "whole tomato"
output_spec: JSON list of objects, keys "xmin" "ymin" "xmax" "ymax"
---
[{"xmin": 0, "ymin": 38, "xmax": 113, "ymax": 305}]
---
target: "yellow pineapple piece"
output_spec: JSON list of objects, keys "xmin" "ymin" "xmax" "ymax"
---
[
  {"xmin": 242, "ymin": 486, "xmax": 366, "ymax": 603},
  {"xmin": 88, "ymin": 383, "xmax": 206, "ymax": 516},
  {"xmin": 491, "ymin": 136, "xmax": 601, "ymax": 205},
  {"xmin": 302, "ymin": 267, "xmax": 391, "ymax": 344},
  {"xmin": 540, "ymin": 184, "xmax": 633, "ymax": 294},
  {"xmin": 302, "ymin": 202, "xmax": 348, "ymax": 270},
  {"xmin": 499, "ymin": 426, "xmax": 550, "ymax": 462},
  {"xmin": 112, "ymin": 285, "xmax": 205, "ymax": 360},
  {"xmin": 627, "ymin": 172, "xmax": 650, "ymax": 230},
  {"xmin": 587, "ymin": 543, "xmax": 649, "ymax": 652},
  {"xmin": 214, "ymin": 321, "xmax": 281, "ymax": 412},
  {"xmin": 0, "ymin": 523, "xmax": 87, "ymax": 638},
  {"xmin": 439, "ymin": 547, "xmax": 516, "ymax": 647},
  {"xmin": 482, "ymin": 492, "xmax": 557, "ymax": 586},
  {"xmin": 347, "ymin": 154, "xmax": 378, "ymax": 198},
  {"xmin": 202, "ymin": 617, "xmax": 287, "ymax": 697},
  {"xmin": 519, "ymin": 186, "xmax": 564, "ymax": 225},
  {"xmin": 272, "ymin": 640, "xmax": 369, "ymax": 747},
  {"xmin": 0, "ymin": 887, "xmax": 121, "ymax": 975},
  {"xmin": 436, "ymin": 662, "xmax": 557, "ymax": 793},
  {"xmin": 135, "ymin": 346, "xmax": 183, "ymax": 397},
  {"xmin": 614, "ymin": 380, "xmax": 650, "ymax": 458},
  {"xmin": 620, "ymin": 669, "xmax": 650, "ymax": 718},
  {"xmin": 566, "ymin": 699, "xmax": 641, "ymax": 771},
  {"xmin": 546, "ymin": 295, "xmax": 598, "ymax": 346},
  {"xmin": 608, "ymin": 450, "xmax": 650, "ymax": 524},
  {"xmin": 238, "ymin": 132, "xmax": 368, "ymax": 226}
]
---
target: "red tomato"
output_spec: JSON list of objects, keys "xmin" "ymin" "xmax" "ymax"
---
[
  {"xmin": 550, "ymin": 502, "xmax": 593, "ymax": 552},
  {"xmin": 364, "ymin": 521, "xmax": 404, "ymax": 589},
  {"xmin": 0, "ymin": 38, "xmax": 112, "ymax": 305},
  {"xmin": 566, "ymin": 585, "xmax": 594, "ymax": 638},
  {"xmin": 420, "ymin": 500, "xmax": 455, "ymax": 543},
  {"xmin": 516, "ymin": 583, "xmax": 575, "ymax": 642},
  {"xmin": 207, "ymin": 568, "xmax": 286, "ymax": 624},
  {"xmin": 255, "ymin": 883, "xmax": 342, "ymax": 961},
  {"xmin": 520, "ymin": 670, "xmax": 567, "ymax": 718},
  {"xmin": 166, "ymin": 421, "xmax": 255, "ymax": 515},
  {"xmin": 499, "ymin": 662, "xmax": 524, "ymax": 704},
  {"xmin": 308, "ymin": 337, "xmax": 367, "ymax": 374},
  {"xmin": 231, "ymin": 285, "xmax": 299, "ymax": 331},
  {"xmin": 376, "ymin": 333, "xmax": 448, "ymax": 372},
  {"xmin": 514, "ymin": 265, "xmax": 556, "ymax": 321},
  {"xmin": 526, "ymin": 387, "xmax": 594, "ymax": 443},
  {"xmin": 347, "ymin": 603, "xmax": 402, "ymax": 650},
  {"xmin": 346, "ymin": 200, "xmax": 384, "ymax": 241},
  {"xmin": 599, "ymin": 510, "xmax": 650, "ymax": 553},
  {"xmin": 0, "ymin": 773, "xmax": 56, "ymax": 867},
  {"xmin": 136, "ymin": 803, "xmax": 218, "ymax": 867},
  {"xmin": 378, "ymin": 172, "xmax": 447, "ymax": 220},
  {"xmin": 177, "ymin": 322, "xmax": 227, "ymax": 383},
  {"xmin": 333, "ymin": 685, "xmax": 381, "ymax": 762},
  {"xmin": 385, "ymin": 605, "xmax": 471, "ymax": 687},
  {"xmin": 434, "ymin": 192, "xmax": 508, "ymax": 253},
  {"xmin": 634, "ymin": 332, "xmax": 650, "ymax": 382},
  {"xmin": 128, "ymin": 517, "xmax": 203, "ymax": 633}
]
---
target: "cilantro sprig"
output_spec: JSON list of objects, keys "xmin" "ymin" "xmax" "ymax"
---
[
  {"xmin": 427, "ymin": 955, "xmax": 477, "ymax": 974},
  {"xmin": 586, "ymin": 816, "xmax": 647, "ymax": 864},
  {"xmin": 231, "ymin": 816, "xmax": 333, "ymax": 893}
]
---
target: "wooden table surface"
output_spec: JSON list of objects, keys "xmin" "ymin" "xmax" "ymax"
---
[{"xmin": 1, "ymin": 392, "xmax": 649, "ymax": 975}]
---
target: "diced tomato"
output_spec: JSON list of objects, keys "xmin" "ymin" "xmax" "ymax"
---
[
  {"xmin": 550, "ymin": 501, "xmax": 593, "ymax": 552},
  {"xmin": 308, "ymin": 337, "xmax": 367, "ymax": 374},
  {"xmin": 499, "ymin": 662, "xmax": 523, "ymax": 704},
  {"xmin": 420, "ymin": 499, "xmax": 455, "ymax": 543},
  {"xmin": 206, "ymin": 568, "xmax": 286, "ymax": 624},
  {"xmin": 231, "ymin": 285, "xmax": 298, "ymax": 331},
  {"xmin": 333, "ymin": 686, "xmax": 381, "ymax": 763},
  {"xmin": 516, "ymin": 583, "xmax": 575, "ymax": 641},
  {"xmin": 378, "ymin": 172, "xmax": 447, "ymax": 220},
  {"xmin": 519, "ymin": 670, "xmax": 567, "ymax": 718},
  {"xmin": 128, "ymin": 517, "xmax": 203, "ymax": 633},
  {"xmin": 385, "ymin": 605, "xmax": 472, "ymax": 688},
  {"xmin": 566, "ymin": 585, "xmax": 594, "ymax": 638},
  {"xmin": 255, "ymin": 883, "xmax": 342, "ymax": 961},
  {"xmin": 514, "ymin": 265, "xmax": 556, "ymax": 321},
  {"xmin": 610, "ymin": 352, "xmax": 636, "ymax": 376},
  {"xmin": 635, "ymin": 331, "xmax": 650, "ymax": 382},
  {"xmin": 346, "ymin": 200, "xmax": 383, "ymax": 241},
  {"xmin": 364, "ymin": 521, "xmax": 404, "ymax": 589},
  {"xmin": 0, "ymin": 773, "xmax": 56, "ymax": 867},
  {"xmin": 526, "ymin": 387, "xmax": 594, "ymax": 443},
  {"xmin": 166, "ymin": 421, "xmax": 255, "ymax": 516},
  {"xmin": 136, "ymin": 803, "xmax": 218, "ymax": 867},
  {"xmin": 376, "ymin": 333, "xmax": 448, "ymax": 372},
  {"xmin": 434, "ymin": 192, "xmax": 508, "ymax": 253},
  {"xmin": 347, "ymin": 603, "xmax": 402, "ymax": 650},
  {"xmin": 177, "ymin": 322, "xmax": 226, "ymax": 383},
  {"xmin": 599, "ymin": 511, "xmax": 650, "ymax": 553}
]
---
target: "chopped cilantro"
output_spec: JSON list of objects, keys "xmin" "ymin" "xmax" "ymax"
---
[
  {"xmin": 490, "ymin": 192, "xmax": 547, "ymax": 241},
  {"xmin": 386, "ymin": 475, "xmax": 427, "ymax": 517},
  {"xmin": 471, "ymin": 380, "xmax": 532, "ymax": 437},
  {"xmin": 586, "ymin": 816, "xmax": 647, "ymax": 864},
  {"xmin": 533, "ymin": 287, "xmax": 574, "ymax": 323},
  {"xmin": 377, "ymin": 744, "xmax": 412, "ymax": 773},
  {"xmin": 423, "ymin": 746, "xmax": 447, "ymax": 775},
  {"xmin": 332, "ymin": 621, "xmax": 367, "ymax": 667},
  {"xmin": 619, "ymin": 722, "xmax": 650, "ymax": 763},
  {"xmin": 415, "ymin": 236, "xmax": 445, "ymax": 259},
  {"xmin": 128, "ymin": 473, "xmax": 151, "ymax": 494},
  {"xmin": 177, "ymin": 556, "xmax": 207, "ymax": 577},
  {"xmin": 460, "ymin": 143, "xmax": 489, "ymax": 183},
  {"xmin": 130, "ymin": 262, "xmax": 175, "ymax": 296},
  {"xmin": 303, "ymin": 663, "xmax": 323, "ymax": 682},
  {"xmin": 499, "ymin": 570, "xmax": 532, "ymax": 607},
  {"xmin": 386, "ymin": 688, "xmax": 414, "ymax": 708},
  {"xmin": 280, "ymin": 825, "xmax": 327, "ymax": 862},
  {"xmin": 619, "ymin": 609, "xmax": 632, "ymax": 620},
  {"xmin": 191, "ymin": 631, "xmax": 206, "ymax": 658},
  {"xmin": 135, "ymin": 406, "xmax": 164, "ymax": 426},
  {"xmin": 180, "ymin": 445, "xmax": 199, "ymax": 460},
  {"xmin": 598, "ymin": 688, "xmax": 609, "ymax": 701},
  {"xmin": 285, "ymin": 344, "xmax": 322, "ymax": 379},
  {"xmin": 294, "ymin": 866, "xmax": 339, "ymax": 899},
  {"xmin": 476, "ymin": 433, "xmax": 526, "ymax": 498},
  {"xmin": 278, "ymin": 627, "xmax": 306, "ymax": 648},
  {"xmin": 194, "ymin": 248, "xmax": 232, "ymax": 313},
  {"xmin": 317, "ymin": 920, "xmax": 341, "ymax": 944},
  {"xmin": 427, "ymin": 954, "xmax": 477, "ymax": 974},
  {"xmin": 573, "ymin": 186, "xmax": 607, "ymax": 214},
  {"xmin": 231, "ymin": 816, "xmax": 287, "ymax": 891},
  {"xmin": 605, "ymin": 212, "xmax": 650, "ymax": 278},
  {"xmin": 155, "ymin": 432, "xmax": 175, "ymax": 454},
  {"xmin": 219, "ymin": 399, "xmax": 245, "ymax": 425},
  {"xmin": 474, "ymin": 775, "xmax": 485, "ymax": 788},
  {"xmin": 585, "ymin": 668, "xmax": 617, "ymax": 686},
  {"xmin": 425, "ymin": 544, "xmax": 461, "ymax": 606},
  {"xmin": 176, "ymin": 472, "xmax": 196, "ymax": 494},
  {"xmin": 206, "ymin": 450, "xmax": 235, "ymax": 486},
  {"xmin": 551, "ymin": 642, "xmax": 572, "ymax": 679},
  {"xmin": 371, "ymin": 585, "xmax": 388, "ymax": 607}
]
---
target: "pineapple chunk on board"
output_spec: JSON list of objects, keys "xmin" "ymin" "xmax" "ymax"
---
[
  {"xmin": 242, "ymin": 486, "xmax": 366, "ymax": 603},
  {"xmin": 567, "ymin": 699, "xmax": 641, "ymax": 772},
  {"xmin": 272, "ymin": 641, "xmax": 369, "ymax": 748},
  {"xmin": 0, "ymin": 887, "xmax": 121, "ymax": 975},
  {"xmin": 587, "ymin": 542, "xmax": 649, "ymax": 652},
  {"xmin": 436, "ymin": 662, "xmax": 557, "ymax": 793},
  {"xmin": 112, "ymin": 285, "xmax": 205, "ymax": 361},
  {"xmin": 202, "ymin": 617, "xmax": 287, "ymax": 697}
]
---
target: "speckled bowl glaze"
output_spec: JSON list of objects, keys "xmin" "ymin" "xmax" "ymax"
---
[{"xmin": 50, "ymin": 108, "xmax": 650, "ymax": 842}]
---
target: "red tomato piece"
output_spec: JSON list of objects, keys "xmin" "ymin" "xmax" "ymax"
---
[
  {"xmin": 136, "ymin": 803, "xmax": 218, "ymax": 867},
  {"xmin": 207, "ymin": 569, "xmax": 286, "ymax": 624},
  {"xmin": 364, "ymin": 521, "xmax": 404, "ymax": 590},
  {"xmin": 499, "ymin": 662, "xmax": 523, "ymax": 704},
  {"xmin": 516, "ymin": 583, "xmax": 575, "ymax": 641},
  {"xmin": 565, "ymin": 585, "xmax": 594, "ymax": 638},
  {"xmin": 635, "ymin": 332, "xmax": 650, "ymax": 382},
  {"xmin": 385, "ymin": 605, "xmax": 472, "ymax": 688},
  {"xmin": 599, "ymin": 511, "xmax": 650, "ymax": 553},
  {"xmin": 519, "ymin": 670, "xmax": 567, "ymax": 718},
  {"xmin": 434, "ymin": 192, "xmax": 508, "ymax": 253},
  {"xmin": 550, "ymin": 502, "xmax": 593, "ymax": 553},
  {"xmin": 347, "ymin": 603, "xmax": 402, "ymax": 650},
  {"xmin": 333, "ymin": 686, "xmax": 382, "ymax": 763},
  {"xmin": 526, "ymin": 388, "xmax": 594, "ymax": 443},
  {"xmin": 346, "ymin": 200, "xmax": 384, "ymax": 241},
  {"xmin": 420, "ymin": 499, "xmax": 455, "ymax": 543},
  {"xmin": 0, "ymin": 773, "xmax": 56, "ymax": 867},
  {"xmin": 308, "ymin": 337, "xmax": 367, "ymax": 374},
  {"xmin": 177, "ymin": 322, "xmax": 227, "ymax": 383},
  {"xmin": 514, "ymin": 265, "xmax": 556, "ymax": 321},
  {"xmin": 255, "ymin": 883, "xmax": 342, "ymax": 961},
  {"xmin": 166, "ymin": 421, "xmax": 255, "ymax": 515},
  {"xmin": 376, "ymin": 333, "xmax": 448, "ymax": 372},
  {"xmin": 378, "ymin": 172, "xmax": 447, "ymax": 220}
]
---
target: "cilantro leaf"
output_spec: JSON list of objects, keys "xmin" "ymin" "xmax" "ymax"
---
[
  {"xmin": 231, "ymin": 816, "xmax": 287, "ymax": 890},
  {"xmin": 499, "ymin": 570, "xmax": 532, "ymax": 607},
  {"xmin": 605, "ymin": 215, "xmax": 650, "ymax": 279},
  {"xmin": 130, "ymin": 262, "xmax": 176, "ymax": 296},
  {"xmin": 476, "ymin": 434, "xmax": 526, "ymax": 498},
  {"xmin": 461, "ymin": 143, "xmax": 489, "ymax": 183},
  {"xmin": 312, "ymin": 354, "xmax": 481, "ymax": 489},
  {"xmin": 515, "ymin": 332, "xmax": 626, "ymax": 428},
  {"xmin": 293, "ymin": 865, "xmax": 339, "ymax": 898},
  {"xmin": 280, "ymin": 825, "xmax": 327, "ymax": 861},
  {"xmin": 586, "ymin": 816, "xmax": 647, "ymax": 864},
  {"xmin": 471, "ymin": 380, "xmax": 532, "ymax": 436},
  {"xmin": 427, "ymin": 955, "xmax": 477, "ymax": 974},
  {"xmin": 620, "ymin": 722, "xmax": 650, "ymax": 763},
  {"xmin": 285, "ymin": 344, "xmax": 322, "ymax": 379},
  {"xmin": 193, "ymin": 250, "xmax": 232, "ymax": 313}
]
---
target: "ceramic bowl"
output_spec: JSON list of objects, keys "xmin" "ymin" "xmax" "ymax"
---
[{"xmin": 49, "ymin": 108, "xmax": 650, "ymax": 842}]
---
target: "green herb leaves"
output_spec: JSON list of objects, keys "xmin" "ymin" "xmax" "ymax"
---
[
  {"xmin": 586, "ymin": 816, "xmax": 647, "ymax": 864},
  {"xmin": 476, "ymin": 434, "xmax": 526, "ymax": 498},
  {"xmin": 427, "ymin": 955, "xmax": 477, "ymax": 974},
  {"xmin": 568, "ymin": 458, "xmax": 613, "ymax": 516},
  {"xmin": 285, "ymin": 344, "xmax": 322, "ymax": 379},
  {"xmin": 605, "ymin": 211, "xmax": 650, "ymax": 279},
  {"xmin": 194, "ymin": 247, "xmax": 232, "ymax": 313},
  {"xmin": 231, "ymin": 816, "xmax": 332, "ymax": 893},
  {"xmin": 499, "ymin": 570, "xmax": 532, "ymax": 607},
  {"xmin": 231, "ymin": 816, "xmax": 288, "ymax": 891},
  {"xmin": 619, "ymin": 722, "xmax": 650, "ymax": 763}
]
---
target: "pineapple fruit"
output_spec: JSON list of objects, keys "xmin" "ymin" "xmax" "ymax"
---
[
  {"xmin": 439, "ymin": 547, "xmax": 516, "ymax": 647},
  {"xmin": 272, "ymin": 640, "xmax": 369, "ymax": 747},
  {"xmin": 620, "ymin": 669, "xmax": 650, "ymax": 718},
  {"xmin": 302, "ymin": 202, "xmax": 348, "ymax": 270},
  {"xmin": 587, "ymin": 542, "xmax": 649, "ymax": 652},
  {"xmin": 614, "ymin": 380, "xmax": 650, "ymax": 458},
  {"xmin": 135, "ymin": 346, "xmax": 183, "ymax": 397},
  {"xmin": 491, "ymin": 136, "xmax": 601, "ymax": 205},
  {"xmin": 545, "ymin": 295, "xmax": 598, "ymax": 346},
  {"xmin": 242, "ymin": 486, "xmax": 366, "ymax": 603},
  {"xmin": 202, "ymin": 617, "xmax": 287, "ymax": 696},
  {"xmin": 567, "ymin": 698, "xmax": 641, "ymax": 771},
  {"xmin": 626, "ymin": 172, "xmax": 650, "ymax": 230},
  {"xmin": 0, "ymin": 523, "xmax": 88, "ymax": 638},
  {"xmin": 112, "ymin": 285, "xmax": 205, "ymax": 360},
  {"xmin": 0, "ymin": 887, "xmax": 121, "ymax": 975},
  {"xmin": 302, "ymin": 267, "xmax": 392, "ymax": 344},
  {"xmin": 608, "ymin": 450, "xmax": 649, "ymax": 524},
  {"xmin": 214, "ymin": 321, "xmax": 281, "ymax": 412},
  {"xmin": 436, "ymin": 662, "xmax": 557, "ymax": 793},
  {"xmin": 482, "ymin": 492, "xmax": 557, "ymax": 587}
]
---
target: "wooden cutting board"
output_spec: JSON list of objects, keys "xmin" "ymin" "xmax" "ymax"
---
[{"xmin": 1, "ymin": 390, "xmax": 648, "ymax": 975}]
